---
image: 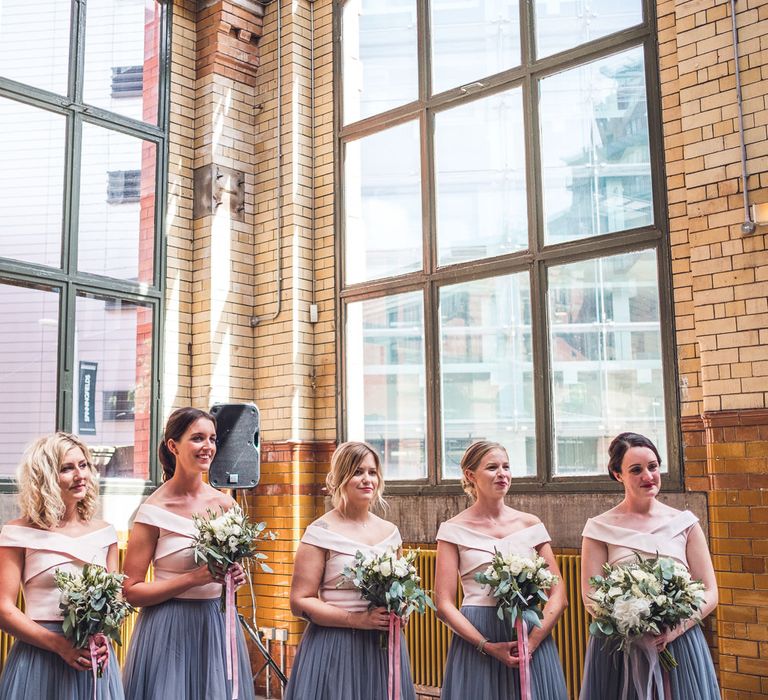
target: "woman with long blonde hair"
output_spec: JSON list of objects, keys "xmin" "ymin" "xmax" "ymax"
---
[
  {"xmin": 0, "ymin": 432, "xmax": 122, "ymax": 699},
  {"xmin": 284, "ymin": 441, "xmax": 416, "ymax": 700}
]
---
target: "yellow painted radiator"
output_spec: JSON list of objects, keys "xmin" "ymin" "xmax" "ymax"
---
[{"xmin": 404, "ymin": 549, "xmax": 589, "ymax": 700}]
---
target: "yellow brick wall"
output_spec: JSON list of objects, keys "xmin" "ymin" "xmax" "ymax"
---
[{"xmin": 660, "ymin": 1, "xmax": 768, "ymax": 697}]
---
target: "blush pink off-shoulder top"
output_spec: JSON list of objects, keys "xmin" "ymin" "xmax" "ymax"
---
[
  {"xmin": 0, "ymin": 524, "xmax": 117, "ymax": 621},
  {"xmin": 436, "ymin": 521, "xmax": 552, "ymax": 606},
  {"xmin": 133, "ymin": 503, "xmax": 221, "ymax": 600},
  {"xmin": 581, "ymin": 510, "xmax": 699, "ymax": 569},
  {"xmin": 301, "ymin": 522, "xmax": 403, "ymax": 613}
]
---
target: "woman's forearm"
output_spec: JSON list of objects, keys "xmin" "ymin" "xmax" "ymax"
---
[
  {"xmin": 0, "ymin": 605, "xmax": 66, "ymax": 655},
  {"xmin": 124, "ymin": 571, "xmax": 205, "ymax": 607},
  {"xmin": 436, "ymin": 600, "xmax": 486, "ymax": 647},
  {"xmin": 291, "ymin": 596, "xmax": 364, "ymax": 628}
]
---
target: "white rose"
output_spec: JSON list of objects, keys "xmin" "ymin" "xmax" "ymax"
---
[
  {"xmin": 612, "ymin": 597, "xmax": 651, "ymax": 634},
  {"xmin": 228, "ymin": 536, "xmax": 238, "ymax": 552},
  {"xmin": 379, "ymin": 559, "xmax": 392, "ymax": 577},
  {"xmin": 393, "ymin": 561, "xmax": 409, "ymax": 577}
]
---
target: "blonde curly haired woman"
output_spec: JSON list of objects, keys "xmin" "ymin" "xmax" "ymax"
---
[
  {"xmin": 0, "ymin": 432, "xmax": 122, "ymax": 700},
  {"xmin": 284, "ymin": 441, "xmax": 416, "ymax": 700}
]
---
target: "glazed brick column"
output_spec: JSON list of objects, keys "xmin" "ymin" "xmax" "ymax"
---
[
  {"xmin": 240, "ymin": 440, "xmax": 335, "ymax": 697},
  {"xmin": 191, "ymin": 0, "xmax": 264, "ymax": 409}
]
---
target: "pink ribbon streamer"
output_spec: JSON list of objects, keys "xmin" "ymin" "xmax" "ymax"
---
[
  {"xmin": 225, "ymin": 569, "xmax": 239, "ymax": 700},
  {"xmin": 387, "ymin": 612, "xmax": 401, "ymax": 700},
  {"xmin": 88, "ymin": 633, "xmax": 110, "ymax": 700},
  {"xmin": 621, "ymin": 635, "xmax": 666, "ymax": 700},
  {"xmin": 515, "ymin": 618, "xmax": 532, "ymax": 700}
]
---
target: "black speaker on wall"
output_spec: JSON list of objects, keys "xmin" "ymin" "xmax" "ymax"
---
[{"xmin": 208, "ymin": 403, "xmax": 260, "ymax": 489}]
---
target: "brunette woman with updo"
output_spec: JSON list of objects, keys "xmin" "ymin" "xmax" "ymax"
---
[
  {"xmin": 284, "ymin": 441, "xmax": 416, "ymax": 700},
  {"xmin": 579, "ymin": 432, "xmax": 719, "ymax": 699},
  {"xmin": 122, "ymin": 407, "xmax": 253, "ymax": 700},
  {"xmin": 435, "ymin": 441, "xmax": 568, "ymax": 699}
]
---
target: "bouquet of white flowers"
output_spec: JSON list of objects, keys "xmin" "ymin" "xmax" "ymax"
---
[
  {"xmin": 340, "ymin": 547, "xmax": 434, "ymax": 700},
  {"xmin": 191, "ymin": 505, "xmax": 275, "ymax": 700},
  {"xmin": 588, "ymin": 555, "xmax": 706, "ymax": 669},
  {"xmin": 341, "ymin": 547, "xmax": 435, "ymax": 618},
  {"xmin": 474, "ymin": 550, "xmax": 558, "ymax": 700},
  {"xmin": 474, "ymin": 550, "xmax": 558, "ymax": 628},
  {"xmin": 191, "ymin": 505, "xmax": 275, "ymax": 580},
  {"xmin": 54, "ymin": 564, "xmax": 134, "ymax": 691}
]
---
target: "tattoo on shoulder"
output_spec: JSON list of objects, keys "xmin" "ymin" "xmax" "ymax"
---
[{"xmin": 315, "ymin": 520, "xmax": 329, "ymax": 530}]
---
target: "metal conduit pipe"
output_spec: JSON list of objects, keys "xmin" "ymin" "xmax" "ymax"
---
[
  {"xmin": 730, "ymin": 0, "xmax": 756, "ymax": 235},
  {"xmin": 253, "ymin": 0, "xmax": 284, "ymax": 324}
]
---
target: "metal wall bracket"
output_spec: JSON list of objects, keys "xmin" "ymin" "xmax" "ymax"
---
[{"xmin": 193, "ymin": 164, "xmax": 246, "ymax": 222}]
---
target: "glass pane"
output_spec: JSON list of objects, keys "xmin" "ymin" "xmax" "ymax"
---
[
  {"xmin": 435, "ymin": 88, "xmax": 527, "ymax": 266},
  {"xmin": 540, "ymin": 47, "xmax": 652, "ymax": 244},
  {"xmin": 548, "ymin": 249, "xmax": 666, "ymax": 476},
  {"xmin": 534, "ymin": 0, "xmax": 642, "ymax": 58},
  {"xmin": 0, "ymin": 283, "xmax": 59, "ymax": 476},
  {"xmin": 344, "ymin": 120, "xmax": 421, "ymax": 284},
  {"xmin": 431, "ymin": 0, "xmax": 520, "ymax": 95},
  {"xmin": 78, "ymin": 123, "xmax": 156, "ymax": 283},
  {"xmin": 440, "ymin": 273, "xmax": 534, "ymax": 479},
  {"xmin": 83, "ymin": 0, "xmax": 162, "ymax": 124},
  {"xmin": 0, "ymin": 0, "xmax": 70, "ymax": 94},
  {"xmin": 73, "ymin": 293, "xmax": 153, "ymax": 479},
  {"xmin": 0, "ymin": 99, "xmax": 65, "ymax": 267},
  {"xmin": 346, "ymin": 292, "xmax": 426, "ymax": 480},
  {"xmin": 342, "ymin": 0, "xmax": 418, "ymax": 123}
]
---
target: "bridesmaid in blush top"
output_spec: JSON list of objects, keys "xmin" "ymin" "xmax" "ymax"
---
[
  {"xmin": 121, "ymin": 407, "xmax": 252, "ymax": 700},
  {"xmin": 435, "ymin": 441, "xmax": 568, "ymax": 700},
  {"xmin": 0, "ymin": 433, "xmax": 122, "ymax": 700},
  {"xmin": 579, "ymin": 432, "xmax": 720, "ymax": 700},
  {"xmin": 284, "ymin": 441, "xmax": 416, "ymax": 700}
]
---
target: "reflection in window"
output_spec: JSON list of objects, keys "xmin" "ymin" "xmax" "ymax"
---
[
  {"xmin": 342, "ymin": 0, "xmax": 418, "ymax": 123},
  {"xmin": 540, "ymin": 47, "xmax": 652, "ymax": 244},
  {"xmin": 83, "ymin": 0, "xmax": 162, "ymax": 124},
  {"xmin": 431, "ymin": 0, "xmax": 520, "ymax": 95},
  {"xmin": 79, "ymin": 124, "xmax": 156, "ymax": 282},
  {"xmin": 0, "ymin": 0, "xmax": 70, "ymax": 94},
  {"xmin": 74, "ymin": 294, "xmax": 153, "ymax": 479},
  {"xmin": 0, "ymin": 98, "xmax": 65, "ymax": 268},
  {"xmin": 549, "ymin": 249, "xmax": 665, "ymax": 476},
  {"xmin": 440, "ymin": 273, "xmax": 535, "ymax": 479},
  {"xmin": 534, "ymin": 0, "xmax": 642, "ymax": 58},
  {"xmin": 0, "ymin": 283, "xmax": 59, "ymax": 475},
  {"xmin": 346, "ymin": 292, "xmax": 426, "ymax": 480},
  {"xmin": 435, "ymin": 88, "xmax": 527, "ymax": 265},
  {"xmin": 344, "ymin": 121, "xmax": 422, "ymax": 284}
]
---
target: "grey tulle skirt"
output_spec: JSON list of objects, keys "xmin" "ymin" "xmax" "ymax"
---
[
  {"xmin": 441, "ymin": 606, "xmax": 568, "ymax": 700},
  {"xmin": 579, "ymin": 625, "xmax": 720, "ymax": 699},
  {"xmin": 0, "ymin": 622, "xmax": 124, "ymax": 700},
  {"xmin": 284, "ymin": 623, "xmax": 416, "ymax": 700},
  {"xmin": 123, "ymin": 598, "xmax": 255, "ymax": 700}
]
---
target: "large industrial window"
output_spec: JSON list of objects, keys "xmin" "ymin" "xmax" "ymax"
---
[
  {"xmin": 0, "ymin": 0, "xmax": 169, "ymax": 482},
  {"xmin": 337, "ymin": 0, "xmax": 679, "ymax": 490}
]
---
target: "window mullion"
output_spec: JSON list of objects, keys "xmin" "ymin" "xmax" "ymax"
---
[
  {"xmin": 58, "ymin": 280, "xmax": 77, "ymax": 433},
  {"xmin": 423, "ymin": 281, "xmax": 440, "ymax": 485},
  {"xmin": 530, "ymin": 259, "xmax": 551, "ymax": 485}
]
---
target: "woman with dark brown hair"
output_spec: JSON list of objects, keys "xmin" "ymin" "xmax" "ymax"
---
[
  {"xmin": 435, "ymin": 441, "xmax": 568, "ymax": 699},
  {"xmin": 579, "ymin": 432, "xmax": 719, "ymax": 699},
  {"xmin": 122, "ymin": 407, "xmax": 253, "ymax": 700}
]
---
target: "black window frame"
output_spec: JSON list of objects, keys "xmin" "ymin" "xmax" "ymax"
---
[
  {"xmin": 0, "ymin": 0, "xmax": 172, "ymax": 493},
  {"xmin": 333, "ymin": 0, "xmax": 682, "ymax": 494}
]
